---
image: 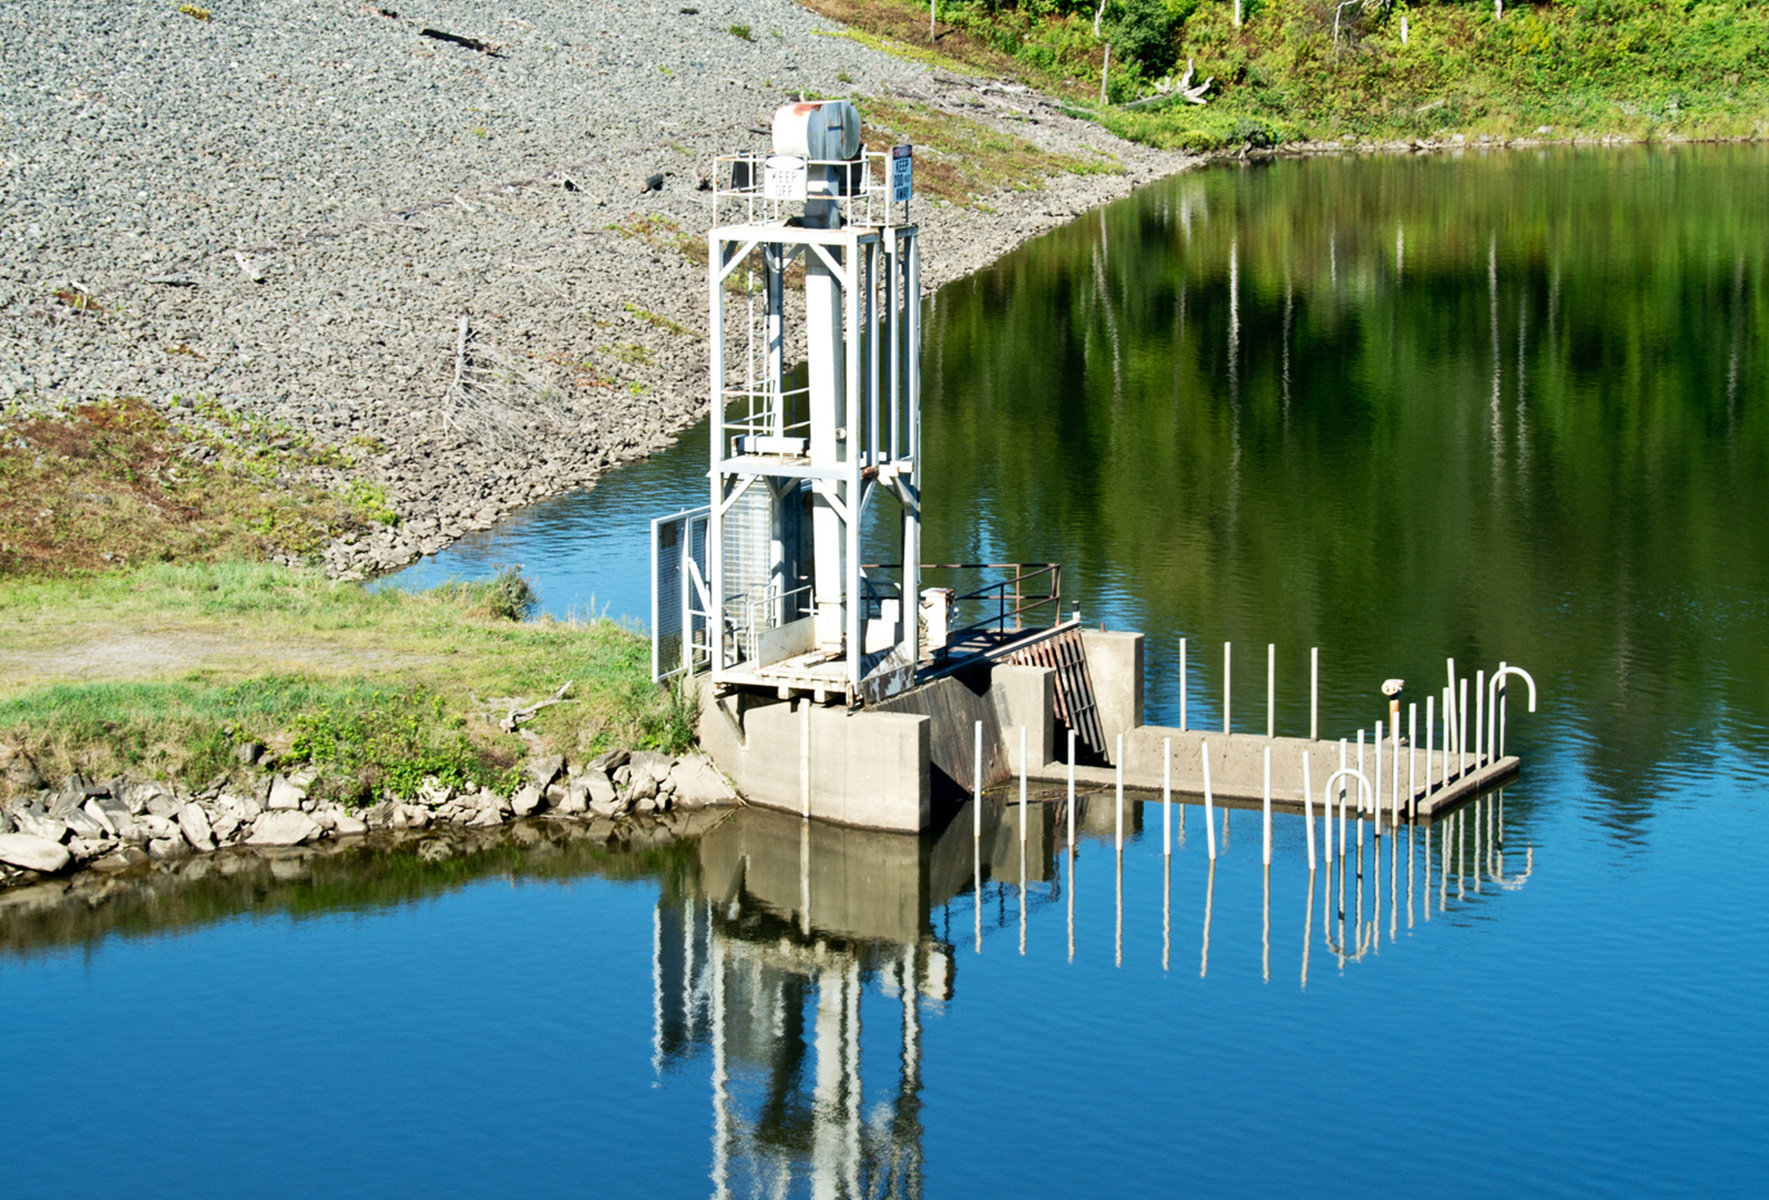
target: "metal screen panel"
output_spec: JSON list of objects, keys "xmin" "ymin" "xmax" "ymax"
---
[{"xmin": 652, "ymin": 504, "xmax": 711, "ymax": 682}]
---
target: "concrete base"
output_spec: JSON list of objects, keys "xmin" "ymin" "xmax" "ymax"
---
[
  {"xmin": 696, "ymin": 627, "xmax": 1515, "ymax": 832},
  {"xmin": 698, "ymin": 680, "xmax": 930, "ymax": 832},
  {"xmin": 1036, "ymin": 725, "xmax": 1518, "ymax": 820}
]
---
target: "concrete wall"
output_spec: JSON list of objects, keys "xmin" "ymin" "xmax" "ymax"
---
[
  {"xmin": 1080, "ymin": 629, "xmax": 1143, "ymax": 763},
  {"xmin": 1121, "ymin": 726, "xmax": 1464, "ymax": 805},
  {"xmin": 875, "ymin": 662, "xmax": 1053, "ymax": 798},
  {"xmin": 698, "ymin": 682, "xmax": 930, "ymax": 832}
]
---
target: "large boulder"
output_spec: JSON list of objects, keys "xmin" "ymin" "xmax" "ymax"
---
[
  {"xmin": 510, "ymin": 784, "xmax": 546, "ymax": 818},
  {"xmin": 14, "ymin": 810, "xmax": 69, "ymax": 843},
  {"xmin": 267, "ymin": 775, "xmax": 307, "ymax": 811},
  {"xmin": 524, "ymin": 755, "xmax": 565, "ymax": 790},
  {"xmin": 247, "ymin": 810, "xmax": 321, "ymax": 846},
  {"xmin": 177, "ymin": 803, "xmax": 216, "ymax": 851},
  {"xmin": 667, "ymin": 757, "xmax": 739, "ymax": 809},
  {"xmin": 0, "ymin": 833, "xmax": 72, "ymax": 873},
  {"xmin": 84, "ymin": 796, "xmax": 138, "ymax": 840}
]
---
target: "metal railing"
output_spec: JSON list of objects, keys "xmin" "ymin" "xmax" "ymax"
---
[
  {"xmin": 711, "ymin": 149, "xmax": 909, "ymax": 230},
  {"xmin": 864, "ymin": 562, "xmax": 1064, "ymax": 640}
]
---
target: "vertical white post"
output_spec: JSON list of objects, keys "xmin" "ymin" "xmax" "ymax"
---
[
  {"xmin": 1475, "ymin": 669, "xmax": 1486, "ymax": 769},
  {"xmin": 1441, "ymin": 686, "xmax": 1452, "ymax": 780},
  {"xmin": 1356, "ymin": 731, "xmax": 1366, "ymax": 848},
  {"xmin": 1373, "ymin": 721, "xmax": 1383, "ymax": 838},
  {"xmin": 1338, "ymin": 737, "xmax": 1348, "ymax": 857},
  {"xmin": 1179, "ymin": 637, "xmax": 1188, "ymax": 732},
  {"xmin": 1163, "ymin": 737, "xmax": 1172, "ymax": 858},
  {"xmin": 1446, "ymin": 658, "xmax": 1459, "ymax": 762},
  {"xmin": 1492, "ymin": 661, "xmax": 1506, "ymax": 762},
  {"xmin": 1223, "ymin": 641, "xmax": 1232, "ymax": 733},
  {"xmin": 1115, "ymin": 731, "xmax": 1124, "ymax": 853},
  {"xmin": 1302, "ymin": 750, "xmax": 1317, "ymax": 871},
  {"xmin": 1066, "ymin": 727, "xmax": 1076, "ymax": 851},
  {"xmin": 1267, "ymin": 642, "xmax": 1276, "ymax": 739},
  {"xmin": 972, "ymin": 719, "xmax": 982, "ymax": 837},
  {"xmin": 1310, "ymin": 646, "xmax": 1319, "ymax": 741},
  {"xmin": 1201, "ymin": 742, "xmax": 1217, "ymax": 860},
  {"xmin": 1261, "ymin": 746, "xmax": 1272, "ymax": 866},
  {"xmin": 1459, "ymin": 677, "xmax": 1470, "ymax": 778},
  {"xmin": 1391, "ymin": 705, "xmax": 1401, "ymax": 830},
  {"xmin": 1408, "ymin": 702, "xmax": 1418, "ymax": 819},
  {"xmin": 1019, "ymin": 725, "xmax": 1028, "ymax": 844},
  {"xmin": 1426, "ymin": 694, "xmax": 1436, "ymax": 796}
]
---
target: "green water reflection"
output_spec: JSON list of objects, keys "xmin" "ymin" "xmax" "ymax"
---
[{"xmin": 922, "ymin": 145, "xmax": 1769, "ymax": 821}]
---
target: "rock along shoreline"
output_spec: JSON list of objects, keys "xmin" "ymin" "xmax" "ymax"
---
[{"xmin": 0, "ymin": 746, "xmax": 737, "ymax": 892}]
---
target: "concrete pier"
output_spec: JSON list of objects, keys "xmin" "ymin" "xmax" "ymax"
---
[{"xmin": 698, "ymin": 626, "xmax": 1517, "ymax": 831}]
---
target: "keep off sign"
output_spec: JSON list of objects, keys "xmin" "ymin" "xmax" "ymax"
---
[
  {"xmin": 890, "ymin": 143, "xmax": 913, "ymax": 203},
  {"xmin": 763, "ymin": 155, "xmax": 808, "ymax": 202}
]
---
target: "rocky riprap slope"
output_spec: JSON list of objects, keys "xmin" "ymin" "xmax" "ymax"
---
[
  {"xmin": 0, "ymin": 747, "xmax": 734, "ymax": 889},
  {"xmin": 1, "ymin": 0, "xmax": 1186, "ymax": 577}
]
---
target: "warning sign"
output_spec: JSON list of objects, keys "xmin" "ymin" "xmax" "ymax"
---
[{"xmin": 890, "ymin": 143, "xmax": 913, "ymax": 204}]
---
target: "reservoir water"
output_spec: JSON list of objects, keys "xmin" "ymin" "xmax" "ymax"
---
[{"xmin": 11, "ymin": 145, "xmax": 1769, "ymax": 1196}]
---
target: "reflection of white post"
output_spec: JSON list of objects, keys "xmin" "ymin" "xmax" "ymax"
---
[
  {"xmin": 1019, "ymin": 725, "xmax": 1028, "ymax": 844},
  {"xmin": 651, "ymin": 905, "xmax": 663, "ymax": 1075},
  {"xmin": 812, "ymin": 964, "xmax": 845, "ymax": 1200},
  {"xmin": 1163, "ymin": 737, "xmax": 1172, "ymax": 858},
  {"xmin": 1201, "ymin": 740, "xmax": 1217, "ymax": 861},
  {"xmin": 711, "ymin": 934, "xmax": 730, "ymax": 1200},
  {"xmin": 1262, "ymin": 746, "xmax": 1273, "ymax": 866}
]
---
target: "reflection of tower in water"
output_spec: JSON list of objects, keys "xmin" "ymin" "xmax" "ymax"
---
[{"xmin": 653, "ymin": 806, "xmax": 994, "ymax": 1199}]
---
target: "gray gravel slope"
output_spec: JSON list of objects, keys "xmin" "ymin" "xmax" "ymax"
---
[{"xmin": 1, "ymin": 0, "xmax": 1189, "ymax": 574}]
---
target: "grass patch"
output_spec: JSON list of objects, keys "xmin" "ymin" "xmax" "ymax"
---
[
  {"xmin": 862, "ymin": 98, "xmax": 1120, "ymax": 205},
  {"xmin": 623, "ymin": 301, "xmax": 699, "ymax": 338},
  {"xmin": 0, "ymin": 397, "xmax": 386, "ymax": 577},
  {"xmin": 0, "ymin": 563, "xmax": 695, "ymax": 802}
]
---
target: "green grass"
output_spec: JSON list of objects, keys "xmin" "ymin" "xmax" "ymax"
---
[
  {"xmin": 0, "ymin": 396, "xmax": 387, "ymax": 575},
  {"xmin": 862, "ymin": 98, "xmax": 1121, "ymax": 205},
  {"xmin": 0, "ymin": 563, "xmax": 696, "ymax": 803}
]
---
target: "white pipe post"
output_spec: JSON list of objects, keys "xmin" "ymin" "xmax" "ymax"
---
[
  {"xmin": 1019, "ymin": 725, "xmax": 1028, "ymax": 844},
  {"xmin": 1408, "ymin": 702, "xmax": 1418, "ymax": 820},
  {"xmin": 1179, "ymin": 637, "xmax": 1188, "ymax": 731},
  {"xmin": 1262, "ymin": 746, "xmax": 1273, "ymax": 866},
  {"xmin": 1267, "ymin": 643, "xmax": 1276, "ymax": 739},
  {"xmin": 1310, "ymin": 646, "xmax": 1319, "ymax": 741},
  {"xmin": 1442, "ymin": 686, "xmax": 1452, "ymax": 781},
  {"xmin": 1372, "ymin": 721, "xmax": 1383, "ymax": 838},
  {"xmin": 1475, "ymin": 669, "xmax": 1486, "ymax": 769},
  {"xmin": 973, "ymin": 718, "xmax": 983, "ymax": 837},
  {"xmin": 1115, "ymin": 731, "xmax": 1124, "ymax": 853},
  {"xmin": 1163, "ymin": 737, "xmax": 1172, "ymax": 858},
  {"xmin": 1356, "ymin": 730, "xmax": 1366, "ymax": 848},
  {"xmin": 1426, "ymin": 694, "xmax": 1436, "ymax": 796},
  {"xmin": 1338, "ymin": 737, "xmax": 1348, "ymax": 857},
  {"xmin": 1223, "ymin": 641, "xmax": 1232, "ymax": 733},
  {"xmin": 1066, "ymin": 727, "xmax": 1076, "ymax": 851},
  {"xmin": 1201, "ymin": 741, "xmax": 1217, "ymax": 861},
  {"xmin": 1491, "ymin": 660, "xmax": 1505, "ymax": 762},
  {"xmin": 1391, "ymin": 704, "xmax": 1401, "ymax": 830},
  {"xmin": 1446, "ymin": 657, "xmax": 1459, "ymax": 761},
  {"xmin": 1302, "ymin": 751, "xmax": 1317, "ymax": 871},
  {"xmin": 1459, "ymin": 677, "xmax": 1470, "ymax": 778}
]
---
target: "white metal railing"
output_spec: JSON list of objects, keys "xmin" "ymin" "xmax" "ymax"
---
[{"xmin": 711, "ymin": 149, "xmax": 910, "ymax": 229}]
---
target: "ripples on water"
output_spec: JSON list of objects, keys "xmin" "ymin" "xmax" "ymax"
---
[{"xmin": 15, "ymin": 145, "xmax": 1769, "ymax": 1195}]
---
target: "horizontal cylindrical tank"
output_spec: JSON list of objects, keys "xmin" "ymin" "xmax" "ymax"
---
[{"xmin": 772, "ymin": 100, "xmax": 861, "ymax": 161}]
